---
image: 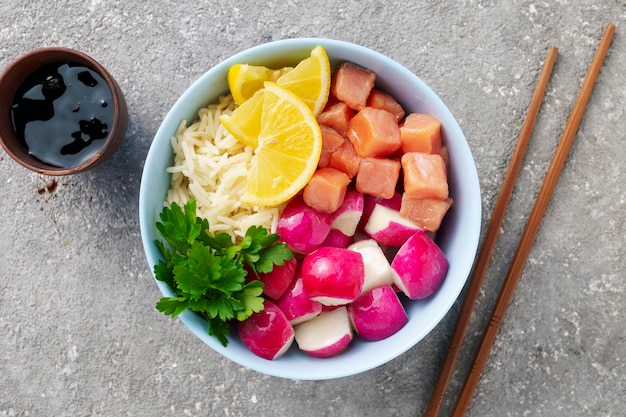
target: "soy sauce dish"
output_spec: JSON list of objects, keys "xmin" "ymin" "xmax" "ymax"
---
[
  {"xmin": 0, "ymin": 48, "xmax": 128, "ymax": 175},
  {"xmin": 139, "ymin": 38, "xmax": 482, "ymax": 380}
]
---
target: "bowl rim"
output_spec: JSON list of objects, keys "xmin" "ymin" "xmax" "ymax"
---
[
  {"xmin": 139, "ymin": 37, "xmax": 482, "ymax": 380},
  {"xmin": 0, "ymin": 47, "xmax": 128, "ymax": 175}
]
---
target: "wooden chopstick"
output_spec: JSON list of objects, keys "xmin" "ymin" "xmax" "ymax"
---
[
  {"xmin": 450, "ymin": 23, "xmax": 615, "ymax": 417},
  {"xmin": 422, "ymin": 47, "xmax": 558, "ymax": 417}
]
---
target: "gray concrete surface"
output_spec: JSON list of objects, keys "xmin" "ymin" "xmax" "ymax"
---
[{"xmin": 1, "ymin": 1, "xmax": 624, "ymax": 416}]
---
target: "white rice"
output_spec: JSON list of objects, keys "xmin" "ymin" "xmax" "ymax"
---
[{"xmin": 165, "ymin": 94, "xmax": 282, "ymax": 241}]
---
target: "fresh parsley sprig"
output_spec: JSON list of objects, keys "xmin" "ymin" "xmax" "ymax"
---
[{"xmin": 153, "ymin": 199, "xmax": 293, "ymax": 347}]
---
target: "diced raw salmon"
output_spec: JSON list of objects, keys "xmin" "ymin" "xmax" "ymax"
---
[
  {"xmin": 400, "ymin": 113, "xmax": 442, "ymax": 154},
  {"xmin": 347, "ymin": 107, "xmax": 402, "ymax": 158},
  {"xmin": 323, "ymin": 92, "xmax": 340, "ymax": 108},
  {"xmin": 366, "ymin": 89, "xmax": 405, "ymax": 122},
  {"xmin": 331, "ymin": 62, "xmax": 376, "ymax": 111},
  {"xmin": 439, "ymin": 145, "xmax": 449, "ymax": 167},
  {"xmin": 317, "ymin": 101, "xmax": 356, "ymax": 137},
  {"xmin": 303, "ymin": 167, "xmax": 352, "ymax": 214},
  {"xmin": 401, "ymin": 152, "xmax": 448, "ymax": 200},
  {"xmin": 356, "ymin": 157, "xmax": 401, "ymax": 199},
  {"xmin": 329, "ymin": 139, "xmax": 361, "ymax": 179},
  {"xmin": 319, "ymin": 125, "xmax": 346, "ymax": 168},
  {"xmin": 400, "ymin": 195, "xmax": 453, "ymax": 232}
]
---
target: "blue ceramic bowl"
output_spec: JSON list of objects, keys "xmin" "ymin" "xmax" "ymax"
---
[{"xmin": 139, "ymin": 38, "xmax": 481, "ymax": 380}]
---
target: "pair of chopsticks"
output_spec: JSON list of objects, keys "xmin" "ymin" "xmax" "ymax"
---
[{"xmin": 423, "ymin": 23, "xmax": 616, "ymax": 417}]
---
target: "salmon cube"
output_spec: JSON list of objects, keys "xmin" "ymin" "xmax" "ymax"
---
[
  {"xmin": 303, "ymin": 167, "xmax": 352, "ymax": 214},
  {"xmin": 319, "ymin": 125, "xmax": 346, "ymax": 168},
  {"xmin": 439, "ymin": 145, "xmax": 449, "ymax": 167},
  {"xmin": 331, "ymin": 62, "xmax": 376, "ymax": 111},
  {"xmin": 347, "ymin": 107, "xmax": 402, "ymax": 158},
  {"xmin": 367, "ymin": 89, "xmax": 405, "ymax": 122},
  {"xmin": 401, "ymin": 152, "xmax": 448, "ymax": 200},
  {"xmin": 400, "ymin": 113, "xmax": 442, "ymax": 154},
  {"xmin": 317, "ymin": 101, "xmax": 356, "ymax": 137},
  {"xmin": 400, "ymin": 195, "xmax": 453, "ymax": 232},
  {"xmin": 329, "ymin": 140, "xmax": 361, "ymax": 179},
  {"xmin": 356, "ymin": 157, "xmax": 401, "ymax": 199}
]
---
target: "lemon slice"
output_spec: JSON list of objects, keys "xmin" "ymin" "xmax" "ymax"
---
[
  {"xmin": 219, "ymin": 89, "xmax": 264, "ymax": 146},
  {"xmin": 241, "ymin": 82, "xmax": 322, "ymax": 206},
  {"xmin": 228, "ymin": 64, "xmax": 293, "ymax": 106},
  {"xmin": 276, "ymin": 45, "xmax": 331, "ymax": 116}
]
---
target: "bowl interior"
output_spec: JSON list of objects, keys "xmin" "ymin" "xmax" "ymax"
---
[
  {"xmin": 0, "ymin": 48, "xmax": 128, "ymax": 175},
  {"xmin": 139, "ymin": 38, "xmax": 481, "ymax": 380}
]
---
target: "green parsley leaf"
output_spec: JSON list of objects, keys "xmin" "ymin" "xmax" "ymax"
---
[
  {"xmin": 156, "ymin": 296, "xmax": 189, "ymax": 318},
  {"xmin": 207, "ymin": 318, "xmax": 230, "ymax": 347},
  {"xmin": 152, "ymin": 199, "xmax": 293, "ymax": 347},
  {"xmin": 155, "ymin": 200, "xmax": 202, "ymax": 254},
  {"xmin": 230, "ymin": 224, "xmax": 294, "ymax": 277},
  {"xmin": 254, "ymin": 244, "xmax": 294, "ymax": 274},
  {"xmin": 233, "ymin": 281, "xmax": 265, "ymax": 321}
]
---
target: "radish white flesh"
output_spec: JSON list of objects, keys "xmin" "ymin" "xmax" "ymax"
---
[
  {"xmin": 330, "ymin": 188, "xmax": 364, "ymax": 236},
  {"xmin": 275, "ymin": 276, "xmax": 323, "ymax": 325},
  {"xmin": 257, "ymin": 257, "xmax": 297, "ymax": 300},
  {"xmin": 391, "ymin": 230, "xmax": 449, "ymax": 299},
  {"xmin": 347, "ymin": 239, "xmax": 394, "ymax": 293},
  {"xmin": 277, "ymin": 196, "xmax": 332, "ymax": 254},
  {"xmin": 359, "ymin": 192, "xmax": 402, "ymax": 231},
  {"xmin": 237, "ymin": 300, "xmax": 295, "ymax": 360},
  {"xmin": 364, "ymin": 204, "xmax": 423, "ymax": 247},
  {"xmin": 302, "ymin": 247, "xmax": 365, "ymax": 306},
  {"xmin": 348, "ymin": 284, "xmax": 408, "ymax": 341},
  {"xmin": 294, "ymin": 306, "xmax": 353, "ymax": 358}
]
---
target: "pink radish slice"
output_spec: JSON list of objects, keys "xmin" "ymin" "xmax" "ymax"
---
[
  {"xmin": 301, "ymin": 247, "xmax": 364, "ymax": 306},
  {"xmin": 390, "ymin": 230, "xmax": 449, "ymax": 299},
  {"xmin": 358, "ymin": 192, "xmax": 402, "ymax": 231},
  {"xmin": 294, "ymin": 306, "xmax": 353, "ymax": 358},
  {"xmin": 364, "ymin": 204, "xmax": 423, "ymax": 247},
  {"xmin": 257, "ymin": 257, "xmax": 297, "ymax": 300},
  {"xmin": 347, "ymin": 239, "xmax": 394, "ymax": 293},
  {"xmin": 321, "ymin": 228, "xmax": 354, "ymax": 248},
  {"xmin": 237, "ymin": 300, "xmax": 295, "ymax": 360},
  {"xmin": 348, "ymin": 284, "xmax": 408, "ymax": 341},
  {"xmin": 275, "ymin": 276, "xmax": 323, "ymax": 325},
  {"xmin": 277, "ymin": 195, "xmax": 332, "ymax": 255},
  {"xmin": 330, "ymin": 188, "xmax": 364, "ymax": 236}
]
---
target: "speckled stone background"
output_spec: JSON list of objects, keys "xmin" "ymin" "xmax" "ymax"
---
[{"xmin": 1, "ymin": 1, "xmax": 624, "ymax": 416}]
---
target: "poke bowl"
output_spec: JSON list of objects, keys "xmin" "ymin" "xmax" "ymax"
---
[{"xmin": 139, "ymin": 38, "xmax": 481, "ymax": 380}]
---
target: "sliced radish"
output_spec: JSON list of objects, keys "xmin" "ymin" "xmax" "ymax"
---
[
  {"xmin": 321, "ymin": 228, "xmax": 354, "ymax": 248},
  {"xmin": 237, "ymin": 300, "xmax": 295, "ymax": 360},
  {"xmin": 364, "ymin": 204, "xmax": 423, "ymax": 247},
  {"xmin": 348, "ymin": 284, "xmax": 408, "ymax": 341},
  {"xmin": 257, "ymin": 257, "xmax": 297, "ymax": 300},
  {"xmin": 294, "ymin": 306, "xmax": 353, "ymax": 358},
  {"xmin": 330, "ymin": 188, "xmax": 364, "ymax": 236},
  {"xmin": 391, "ymin": 230, "xmax": 449, "ymax": 299},
  {"xmin": 275, "ymin": 275, "xmax": 323, "ymax": 325},
  {"xmin": 358, "ymin": 192, "xmax": 402, "ymax": 231},
  {"xmin": 277, "ymin": 195, "xmax": 332, "ymax": 254},
  {"xmin": 301, "ymin": 247, "xmax": 364, "ymax": 306},
  {"xmin": 347, "ymin": 239, "xmax": 394, "ymax": 293}
]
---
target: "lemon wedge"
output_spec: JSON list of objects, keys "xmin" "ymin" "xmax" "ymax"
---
[
  {"xmin": 219, "ymin": 89, "xmax": 264, "ymax": 146},
  {"xmin": 275, "ymin": 45, "xmax": 331, "ymax": 116},
  {"xmin": 228, "ymin": 64, "xmax": 277, "ymax": 106},
  {"xmin": 228, "ymin": 64, "xmax": 294, "ymax": 106},
  {"xmin": 241, "ymin": 82, "xmax": 322, "ymax": 206}
]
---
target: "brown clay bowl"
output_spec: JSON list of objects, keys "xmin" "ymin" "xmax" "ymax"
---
[{"xmin": 0, "ymin": 47, "xmax": 128, "ymax": 175}]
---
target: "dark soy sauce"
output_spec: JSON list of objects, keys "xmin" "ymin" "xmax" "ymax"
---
[{"xmin": 10, "ymin": 62, "xmax": 114, "ymax": 168}]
